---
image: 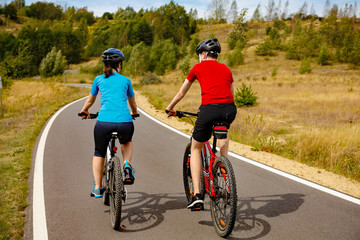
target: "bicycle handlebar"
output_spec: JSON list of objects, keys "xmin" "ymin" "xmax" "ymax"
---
[
  {"xmin": 78, "ymin": 112, "xmax": 140, "ymax": 120},
  {"xmin": 165, "ymin": 110, "xmax": 198, "ymax": 118}
]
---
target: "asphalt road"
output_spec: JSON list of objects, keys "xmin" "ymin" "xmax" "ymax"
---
[{"xmin": 26, "ymin": 98, "xmax": 360, "ymax": 240}]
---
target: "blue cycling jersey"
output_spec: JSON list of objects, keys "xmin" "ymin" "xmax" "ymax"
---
[{"xmin": 90, "ymin": 72, "xmax": 135, "ymax": 123}]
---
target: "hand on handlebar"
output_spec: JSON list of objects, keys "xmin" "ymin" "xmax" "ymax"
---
[
  {"xmin": 132, "ymin": 113, "xmax": 140, "ymax": 120},
  {"xmin": 165, "ymin": 108, "xmax": 177, "ymax": 117}
]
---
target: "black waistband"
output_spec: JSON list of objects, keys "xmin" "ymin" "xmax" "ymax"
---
[{"xmin": 204, "ymin": 102, "xmax": 235, "ymax": 106}]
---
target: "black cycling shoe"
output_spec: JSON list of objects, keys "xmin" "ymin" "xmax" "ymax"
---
[
  {"xmin": 187, "ymin": 193, "xmax": 204, "ymax": 210},
  {"xmin": 123, "ymin": 161, "xmax": 135, "ymax": 185}
]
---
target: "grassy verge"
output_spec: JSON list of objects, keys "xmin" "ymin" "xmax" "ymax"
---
[
  {"xmin": 0, "ymin": 80, "xmax": 88, "ymax": 240},
  {"xmin": 137, "ymin": 50, "xmax": 360, "ymax": 182}
]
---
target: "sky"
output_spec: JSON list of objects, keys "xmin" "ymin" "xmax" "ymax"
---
[{"xmin": 14, "ymin": 0, "xmax": 360, "ymax": 19}]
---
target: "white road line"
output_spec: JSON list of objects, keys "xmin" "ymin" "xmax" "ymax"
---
[
  {"xmin": 137, "ymin": 108, "xmax": 360, "ymax": 206},
  {"xmin": 33, "ymin": 97, "xmax": 86, "ymax": 240},
  {"xmin": 32, "ymin": 100, "xmax": 360, "ymax": 239}
]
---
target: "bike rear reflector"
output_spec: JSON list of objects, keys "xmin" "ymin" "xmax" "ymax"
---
[{"xmin": 113, "ymin": 147, "xmax": 117, "ymax": 152}]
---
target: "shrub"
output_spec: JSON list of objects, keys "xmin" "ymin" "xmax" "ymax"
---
[
  {"xmin": 140, "ymin": 72, "xmax": 162, "ymax": 85},
  {"xmin": 234, "ymin": 83, "xmax": 258, "ymax": 107},
  {"xmin": 299, "ymin": 58, "xmax": 312, "ymax": 74},
  {"xmin": 179, "ymin": 56, "xmax": 190, "ymax": 76},
  {"xmin": 227, "ymin": 46, "xmax": 244, "ymax": 67},
  {"xmin": 317, "ymin": 43, "xmax": 330, "ymax": 65},
  {"xmin": 39, "ymin": 47, "xmax": 67, "ymax": 77}
]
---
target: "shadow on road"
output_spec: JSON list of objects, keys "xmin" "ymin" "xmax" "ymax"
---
[
  {"xmin": 108, "ymin": 191, "xmax": 304, "ymax": 238},
  {"xmin": 198, "ymin": 193, "xmax": 305, "ymax": 239},
  {"xmin": 230, "ymin": 193, "xmax": 305, "ymax": 239},
  {"xmin": 116, "ymin": 192, "xmax": 185, "ymax": 232}
]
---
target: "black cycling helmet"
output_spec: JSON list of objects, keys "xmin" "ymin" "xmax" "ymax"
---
[
  {"xmin": 102, "ymin": 48, "xmax": 125, "ymax": 63},
  {"xmin": 195, "ymin": 38, "xmax": 221, "ymax": 55}
]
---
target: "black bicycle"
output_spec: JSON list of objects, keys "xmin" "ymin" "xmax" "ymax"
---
[
  {"xmin": 78, "ymin": 112, "xmax": 139, "ymax": 230},
  {"xmin": 167, "ymin": 110, "xmax": 237, "ymax": 238}
]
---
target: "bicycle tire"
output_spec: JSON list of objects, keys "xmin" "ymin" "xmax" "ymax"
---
[
  {"xmin": 183, "ymin": 143, "xmax": 205, "ymax": 202},
  {"xmin": 109, "ymin": 156, "xmax": 123, "ymax": 230},
  {"xmin": 210, "ymin": 156, "xmax": 237, "ymax": 238},
  {"xmin": 103, "ymin": 155, "xmax": 110, "ymax": 206}
]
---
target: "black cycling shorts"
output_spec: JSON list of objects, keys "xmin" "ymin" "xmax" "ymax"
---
[
  {"xmin": 93, "ymin": 121, "xmax": 134, "ymax": 158},
  {"xmin": 192, "ymin": 102, "xmax": 237, "ymax": 143}
]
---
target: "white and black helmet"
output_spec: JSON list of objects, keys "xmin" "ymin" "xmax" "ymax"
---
[{"xmin": 195, "ymin": 38, "xmax": 221, "ymax": 55}]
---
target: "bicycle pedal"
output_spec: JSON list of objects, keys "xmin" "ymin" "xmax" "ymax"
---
[{"xmin": 191, "ymin": 205, "xmax": 204, "ymax": 211}]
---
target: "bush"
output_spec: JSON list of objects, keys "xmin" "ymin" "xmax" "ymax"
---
[
  {"xmin": 227, "ymin": 47, "xmax": 244, "ymax": 67},
  {"xmin": 255, "ymin": 39, "xmax": 276, "ymax": 56},
  {"xmin": 234, "ymin": 83, "xmax": 258, "ymax": 107},
  {"xmin": 317, "ymin": 43, "xmax": 330, "ymax": 65},
  {"xmin": 140, "ymin": 72, "xmax": 162, "ymax": 85},
  {"xmin": 179, "ymin": 56, "xmax": 190, "ymax": 76},
  {"xmin": 299, "ymin": 58, "xmax": 312, "ymax": 74},
  {"xmin": 39, "ymin": 47, "xmax": 67, "ymax": 77}
]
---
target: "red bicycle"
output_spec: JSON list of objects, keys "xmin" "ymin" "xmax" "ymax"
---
[{"xmin": 168, "ymin": 110, "xmax": 237, "ymax": 238}]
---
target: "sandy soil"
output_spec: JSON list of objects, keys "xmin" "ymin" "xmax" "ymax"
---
[{"xmin": 135, "ymin": 90, "xmax": 360, "ymax": 199}]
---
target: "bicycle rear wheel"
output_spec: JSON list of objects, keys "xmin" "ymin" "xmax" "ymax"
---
[
  {"xmin": 183, "ymin": 143, "xmax": 205, "ymax": 202},
  {"xmin": 210, "ymin": 156, "xmax": 237, "ymax": 238},
  {"xmin": 109, "ymin": 156, "xmax": 123, "ymax": 230},
  {"xmin": 103, "ymin": 155, "xmax": 109, "ymax": 206}
]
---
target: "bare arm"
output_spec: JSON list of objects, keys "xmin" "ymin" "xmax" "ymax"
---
[
  {"xmin": 230, "ymin": 82, "xmax": 234, "ymax": 97},
  {"xmin": 166, "ymin": 79, "xmax": 193, "ymax": 115},
  {"xmin": 81, "ymin": 94, "xmax": 97, "ymax": 116},
  {"xmin": 128, "ymin": 96, "xmax": 138, "ymax": 115}
]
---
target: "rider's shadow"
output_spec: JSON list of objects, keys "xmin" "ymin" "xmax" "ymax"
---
[
  {"xmin": 116, "ymin": 192, "xmax": 185, "ymax": 232},
  {"xmin": 199, "ymin": 193, "xmax": 305, "ymax": 239}
]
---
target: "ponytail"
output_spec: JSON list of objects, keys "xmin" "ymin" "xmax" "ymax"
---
[{"xmin": 103, "ymin": 62, "xmax": 122, "ymax": 78}]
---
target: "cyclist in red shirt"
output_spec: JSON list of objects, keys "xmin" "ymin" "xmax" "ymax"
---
[{"xmin": 166, "ymin": 38, "xmax": 237, "ymax": 209}]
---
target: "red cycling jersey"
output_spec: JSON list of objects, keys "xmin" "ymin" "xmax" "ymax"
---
[{"xmin": 187, "ymin": 60, "xmax": 234, "ymax": 105}]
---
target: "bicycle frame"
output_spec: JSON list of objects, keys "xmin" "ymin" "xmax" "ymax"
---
[
  {"xmin": 104, "ymin": 133, "xmax": 118, "ymax": 185},
  {"xmin": 200, "ymin": 126, "xmax": 228, "ymax": 198}
]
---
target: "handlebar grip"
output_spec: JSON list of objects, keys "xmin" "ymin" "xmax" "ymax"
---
[{"xmin": 132, "ymin": 114, "xmax": 140, "ymax": 119}]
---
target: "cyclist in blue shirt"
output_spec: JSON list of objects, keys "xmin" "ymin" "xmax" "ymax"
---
[{"xmin": 80, "ymin": 48, "xmax": 138, "ymax": 198}]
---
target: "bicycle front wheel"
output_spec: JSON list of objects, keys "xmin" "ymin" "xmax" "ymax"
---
[
  {"xmin": 109, "ymin": 156, "xmax": 123, "ymax": 230},
  {"xmin": 183, "ymin": 143, "xmax": 205, "ymax": 202},
  {"xmin": 210, "ymin": 156, "xmax": 237, "ymax": 238}
]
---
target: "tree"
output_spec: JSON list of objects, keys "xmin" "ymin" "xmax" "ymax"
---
[
  {"xmin": 317, "ymin": 43, "xmax": 330, "ymax": 65},
  {"xmin": 252, "ymin": 3, "xmax": 262, "ymax": 20},
  {"xmin": 102, "ymin": 12, "xmax": 113, "ymax": 20},
  {"xmin": 297, "ymin": 1, "xmax": 308, "ymax": 19},
  {"xmin": 265, "ymin": 0, "xmax": 275, "ymax": 21},
  {"xmin": 75, "ymin": 8, "xmax": 95, "ymax": 25},
  {"xmin": 12, "ymin": 0, "xmax": 25, "ymax": 10},
  {"xmin": 323, "ymin": 0, "xmax": 331, "ymax": 18},
  {"xmin": 128, "ymin": 17, "xmax": 153, "ymax": 46},
  {"xmin": 25, "ymin": 2, "xmax": 63, "ymax": 20},
  {"xmin": 39, "ymin": 47, "xmax": 67, "ymax": 77},
  {"xmin": 208, "ymin": 0, "xmax": 228, "ymax": 23},
  {"xmin": 282, "ymin": 0, "xmax": 289, "ymax": 19},
  {"xmin": 227, "ymin": 9, "xmax": 248, "ymax": 50},
  {"xmin": 4, "ymin": 3, "xmax": 17, "ymax": 20},
  {"xmin": 228, "ymin": 0, "xmax": 238, "ymax": 23}
]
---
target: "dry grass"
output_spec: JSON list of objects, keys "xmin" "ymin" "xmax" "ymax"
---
[
  {"xmin": 0, "ymin": 80, "xmax": 89, "ymax": 240},
  {"xmin": 139, "ymin": 37, "xmax": 360, "ymax": 182}
]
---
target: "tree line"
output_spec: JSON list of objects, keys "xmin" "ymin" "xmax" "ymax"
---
[
  {"xmin": 1, "ymin": 0, "xmax": 360, "ymax": 87},
  {"xmin": 0, "ymin": 1, "xmax": 197, "ymax": 87}
]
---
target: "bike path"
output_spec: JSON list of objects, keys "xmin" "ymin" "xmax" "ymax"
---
[{"xmin": 27, "ymin": 98, "xmax": 360, "ymax": 239}]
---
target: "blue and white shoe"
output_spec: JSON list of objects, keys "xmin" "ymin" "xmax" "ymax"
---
[
  {"xmin": 90, "ymin": 183, "xmax": 105, "ymax": 198},
  {"xmin": 123, "ymin": 160, "xmax": 135, "ymax": 185}
]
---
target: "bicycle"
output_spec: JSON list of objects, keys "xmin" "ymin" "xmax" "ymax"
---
[
  {"xmin": 78, "ymin": 112, "xmax": 139, "ymax": 230},
  {"xmin": 166, "ymin": 110, "xmax": 238, "ymax": 238}
]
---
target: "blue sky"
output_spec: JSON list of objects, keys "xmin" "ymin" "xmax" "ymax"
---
[{"xmin": 19, "ymin": 0, "xmax": 360, "ymax": 18}]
